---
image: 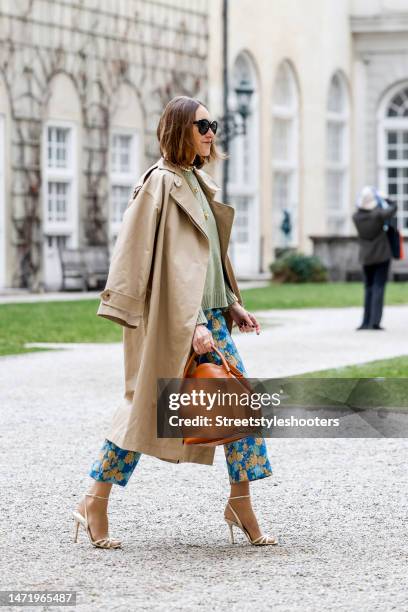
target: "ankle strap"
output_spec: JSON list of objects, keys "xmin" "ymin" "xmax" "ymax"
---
[
  {"xmin": 229, "ymin": 495, "xmax": 250, "ymax": 500},
  {"xmin": 85, "ymin": 493, "xmax": 109, "ymax": 500}
]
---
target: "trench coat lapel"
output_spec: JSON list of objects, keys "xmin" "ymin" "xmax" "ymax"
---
[
  {"xmin": 157, "ymin": 157, "xmax": 235, "ymax": 263},
  {"xmin": 168, "ymin": 178, "xmax": 209, "ymax": 241}
]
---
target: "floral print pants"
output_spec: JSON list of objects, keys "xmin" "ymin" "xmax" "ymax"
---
[{"xmin": 89, "ymin": 308, "xmax": 272, "ymax": 486}]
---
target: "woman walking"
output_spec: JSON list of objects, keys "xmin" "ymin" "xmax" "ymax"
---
[
  {"xmin": 352, "ymin": 186, "xmax": 397, "ymax": 330},
  {"xmin": 72, "ymin": 96, "xmax": 277, "ymax": 549}
]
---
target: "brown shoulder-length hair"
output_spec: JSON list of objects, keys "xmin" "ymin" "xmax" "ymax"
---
[{"xmin": 157, "ymin": 95, "xmax": 224, "ymax": 169}]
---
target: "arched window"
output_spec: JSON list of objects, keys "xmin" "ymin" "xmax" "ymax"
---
[
  {"xmin": 228, "ymin": 51, "xmax": 260, "ymax": 275},
  {"xmin": 325, "ymin": 72, "xmax": 349, "ymax": 235},
  {"xmin": 110, "ymin": 84, "xmax": 144, "ymax": 245},
  {"xmin": 42, "ymin": 73, "xmax": 81, "ymax": 290},
  {"xmin": 378, "ymin": 83, "xmax": 408, "ymax": 235},
  {"xmin": 271, "ymin": 61, "xmax": 299, "ymax": 249}
]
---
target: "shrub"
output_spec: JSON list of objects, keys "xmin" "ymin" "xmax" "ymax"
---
[{"xmin": 269, "ymin": 251, "xmax": 328, "ymax": 283}]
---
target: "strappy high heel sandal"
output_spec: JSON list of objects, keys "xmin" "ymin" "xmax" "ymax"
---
[
  {"xmin": 72, "ymin": 493, "xmax": 122, "ymax": 549},
  {"xmin": 225, "ymin": 495, "xmax": 278, "ymax": 546}
]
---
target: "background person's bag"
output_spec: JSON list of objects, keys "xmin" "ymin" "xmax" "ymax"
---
[
  {"xmin": 385, "ymin": 224, "xmax": 404, "ymax": 260},
  {"xmin": 181, "ymin": 347, "xmax": 258, "ymax": 446},
  {"xmin": 378, "ymin": 194, "xmax": 404, "ymax": 260}
]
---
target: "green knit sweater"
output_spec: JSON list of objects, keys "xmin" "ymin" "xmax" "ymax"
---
[{"xmin": 181, "ymin": 168, "xmax": 238, "ymax": 325}]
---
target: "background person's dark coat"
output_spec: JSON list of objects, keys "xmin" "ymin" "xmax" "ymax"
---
[{"xmin": 352, "ymin": 200, "xmax": 398, "ymax": 265}]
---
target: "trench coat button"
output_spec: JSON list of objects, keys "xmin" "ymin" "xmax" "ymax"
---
[
  {"xmin": 174, "ymin": 177, "xmax": 182, "ymax": 187},
  {"xmin": 103, "ymin": 291, "xmax": 111, "ymax": 300}
]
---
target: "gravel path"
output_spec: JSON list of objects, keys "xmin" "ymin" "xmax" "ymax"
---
[{"xmin": 1, "ymin": 306, "xmax": 407, "ymax": 611}]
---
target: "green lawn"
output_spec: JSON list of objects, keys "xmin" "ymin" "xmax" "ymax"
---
[
  {"xmin": 293, "ymin": 356, "xmax": 408, "ymax": 410},
  {"xmin": 241, "ymin": 281, "xmax": 408, "ymax": 310},
  {"xmin": 299, "ymin": 355, "xmax": 408, "ymax": 378},
  {"xmin": 0, "ymin": 281, "xmax": 407, "ymax": 356},
  {"xmin": 0, "ymin": 299, "xmax": 122, "ymax": 356}
]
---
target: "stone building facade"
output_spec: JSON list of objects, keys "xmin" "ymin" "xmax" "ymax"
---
[
  {"xmin": 208, "ymin": 0, "xmax": 408, "ymax": 277},
  {"xmin": 2, "ymin": 0, "xmax": 408, "ymax": 288},
  {"xmin": 352, "ymin": 0, "xmax": 408, "ymax": 225},
  {"xmin": 0, "ymin": 0, "xmax": 208, "ymax": 290}
]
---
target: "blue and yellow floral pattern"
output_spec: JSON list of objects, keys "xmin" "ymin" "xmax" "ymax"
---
[
  {"xmin": 89, "ymin": 441, "xmax": 141, "ymax": 487},
  {"xmin": 89, "ymin": 307, "xmax": 272, "ymax": 486}
]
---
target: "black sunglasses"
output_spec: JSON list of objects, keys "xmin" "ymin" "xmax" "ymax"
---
[{"xmin": 193, "ymin": 119, "xmax": 218, "ymax": 135}]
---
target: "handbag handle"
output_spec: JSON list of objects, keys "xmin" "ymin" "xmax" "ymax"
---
[{"xmin": 183, "ymin": 346, "xmax": 232, "ymax": 378}]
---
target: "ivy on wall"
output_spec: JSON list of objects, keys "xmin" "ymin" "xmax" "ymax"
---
[{"xmin": 0, "ymin": 0, "xmax": 208, "ymax": 288}]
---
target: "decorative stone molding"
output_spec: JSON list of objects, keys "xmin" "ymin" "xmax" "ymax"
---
[{"xmin": 351, "ymin": 14, "xmax": 408, "ymax": 33}]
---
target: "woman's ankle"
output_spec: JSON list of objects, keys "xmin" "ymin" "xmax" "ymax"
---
[
  {"xmin": 88, "ymin": 480, "xmax": 113, "ymax": 499},
  {"xmin": 229, "ymin": 481, "xmax": 250, "ymax": 499}
]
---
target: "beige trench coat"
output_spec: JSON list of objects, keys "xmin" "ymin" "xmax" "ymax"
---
[{"xmin": 97, "ymin": 157, "xmax": 244, "ymax": 465}]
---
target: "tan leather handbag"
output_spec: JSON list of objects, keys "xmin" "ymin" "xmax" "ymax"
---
[{"xmin": 181, "ymin": 347, "xmax": 258, "ymax": 446}]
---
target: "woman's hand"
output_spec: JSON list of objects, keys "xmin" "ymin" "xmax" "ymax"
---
[
  {"xmin": 228, "ymin": 302, "xmax": 261, "ymax": 335},
  {"xmin": 192, "ymin": 324, "xmax": 216, "ymax": 355}
]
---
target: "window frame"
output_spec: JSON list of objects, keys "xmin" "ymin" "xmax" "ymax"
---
[
  {"xmin": 109, "ymin": 128, "xmax": 139, "ymax": 239},
  {"xmin": 271, "ymin": 61, "xmax": 299, "ymax": 247},
  {"xmin": 378, "ymin": 83, "xmax": 408, "ymax": 236},
  {"xmin": 42, "ymin": 119, "xmax": 78, "ymax": 245},
  {"xmin": 227, "ymin": 52, "xmax": 260, "ymax": 271},
  {"xmin": 325, "ymin": 73, "xmax": 350, "ymax": 235}
]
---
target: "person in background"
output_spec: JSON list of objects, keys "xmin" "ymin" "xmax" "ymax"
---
[{"xmin": 352, "ymin": 186, "xmax": 398, "ymax": 330}]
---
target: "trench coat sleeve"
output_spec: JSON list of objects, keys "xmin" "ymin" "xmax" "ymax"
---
[{"xmin": 97, "ymin": 186, "xmax": 162, "ymax": 328}]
